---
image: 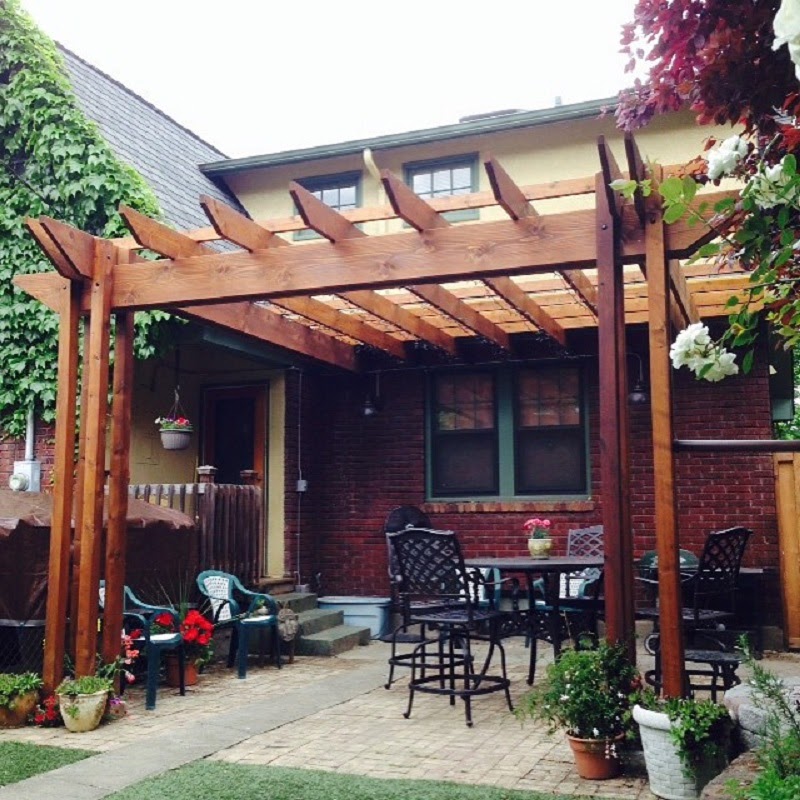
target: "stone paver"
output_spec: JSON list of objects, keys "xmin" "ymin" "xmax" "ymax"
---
[{"xmin": 2, "ymin": 638, "xmax": 798, "ymax": 799}]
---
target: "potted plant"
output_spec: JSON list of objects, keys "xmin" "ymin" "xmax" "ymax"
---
[
  {"xmin": 633, "ymin": 694, "xmax": 732, "ymax": 799},
  {"xmin": 0, "ymin": 672, "xmax": 42, "ymax": 727},
  {"xmin": 524, "ymin": 517, "xmax": 553, "ymax": 558},
  {"xmin": 516, "ymin": 640, "xmax": 639, "ymax": 779},
  {"xmin": 152, "ymin": 608, "xmax": 214, "ymax": 686},
  {"xmin": 56, "ymin": 675, "xmax": 113, "ymax": 732},
  {"xmin": 155, "ymin": 415, "xmax": 193, "ymax": 450}
]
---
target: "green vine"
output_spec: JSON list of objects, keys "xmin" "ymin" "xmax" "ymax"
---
[{"xmin": 0, "ymin": 0, "xmax": 172, "ymax": 437}]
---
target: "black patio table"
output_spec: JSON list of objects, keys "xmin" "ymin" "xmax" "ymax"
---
[{"xmin": 465, "ymin": 555, "xmax": 605, "ymax": 684}]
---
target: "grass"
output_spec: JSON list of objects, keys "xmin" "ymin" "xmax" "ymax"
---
[
  {"xmin": 0, "ymin": 741, "xmax": 93, "ymax": 786},
  {"xmin": 110, "ymin": 762, "xmax": 604, "ymax": 800}
]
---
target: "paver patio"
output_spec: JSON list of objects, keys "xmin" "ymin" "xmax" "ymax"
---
[{"xmin": 2, "ymin": 638, "xmax": 799, "ymax": 799}]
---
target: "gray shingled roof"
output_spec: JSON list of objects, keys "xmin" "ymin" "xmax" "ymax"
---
[{"xmin": 60, "ymin": 45, "xmax": 241, "ymax": 231}]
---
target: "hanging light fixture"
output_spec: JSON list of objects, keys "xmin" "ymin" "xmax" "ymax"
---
[
  {"xmin": 362, "ymin": 373, "xmax": 381, "ymax": 417},
  {"xmin": 627, "ymin": 351, "xmax": 648, "ymax": 405}
]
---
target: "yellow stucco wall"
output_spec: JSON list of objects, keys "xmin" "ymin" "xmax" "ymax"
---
[
  {"xmin": 130, "ymin": 338, "xmax": 286, "ymax": 577},
  {"xmin": 222, "ymin": 108, "xmax": 737, "ymax": 233}
]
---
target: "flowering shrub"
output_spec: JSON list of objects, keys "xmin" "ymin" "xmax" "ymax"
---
[
  {"xmin": 155, "ymin": 415, "xmax": 192, "ymax": 431},
  {"xmin": 516, "ymin": 641, "xmax": 640, "ymax": 742},
  {"xmin": 154, "ymin": 609, "xmax": 214, "ymax": 668},
  {"xmin": 32, "ymin": 694, "xmax": 62, "ymax": 727},
  {"xmin": 523, "ymin": 517, "xmax": 551, "ymax": 539},
  {"xmin": 669, "ymin": 323, "xmax": 739, "ymax": 382}
]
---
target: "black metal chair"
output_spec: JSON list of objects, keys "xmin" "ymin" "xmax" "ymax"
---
[
  {"xmin": 382, "ymin": 505, "xmax": 432, "ymax": 688},
  {"xmin": 388, "ymin": 527, "xmax": 513, "ymax": 727},
  {"xmin": 637, "ymin": 526, "xmax": 752, "ymax": 699}
]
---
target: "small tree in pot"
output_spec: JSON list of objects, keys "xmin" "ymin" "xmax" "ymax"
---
[{"xmin": 516, "ymin": 640, "xmax": 640, "ymax": 779}]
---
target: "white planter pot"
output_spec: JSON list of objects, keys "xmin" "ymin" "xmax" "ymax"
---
[
  {"xmin": 633, "ymin": 704, "xmax": 726, "ymax": 800},
  {"xmin": 159, "ymin": 429, "xmax": 192, "ymax": 451},
  {"xmin": 57, "ymin": 689, "xmax": 109, "ymax": 733}
]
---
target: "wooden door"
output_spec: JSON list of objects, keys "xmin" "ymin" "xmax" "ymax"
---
[{"xmin": 202, "ymin": 385, "xmax": 267, "ymax": 485}]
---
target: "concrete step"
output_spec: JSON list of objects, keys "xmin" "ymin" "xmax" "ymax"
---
[
  {"xmin": 273, "ymin": 592, "xmax": 318, "ymax": 614},
  {"xmin": 297, "ymin": 608, "xmax": 343, "ymax": 636},
  {"xmin": 295, "ymin": 623, "xmax": 372, "ymax": 657}
]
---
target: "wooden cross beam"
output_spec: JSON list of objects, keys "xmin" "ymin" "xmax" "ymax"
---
[
  {"xmin": 16, "ymin": 195, "xmax": 737, "ymax": 313},
  {"xmin": 484, "ymin": 155, "xmax": 591, "ymax": 333},
  {"xmin": 197, "ymin": 198, "xmax": 407, "ymax": 360},
  {"xmin": 287, "ymin": 183, "xmax": 458, "ymax": 354},
  {"xmin": 119, "ymin": 206, "xmax": 361, "ymax": 370}
]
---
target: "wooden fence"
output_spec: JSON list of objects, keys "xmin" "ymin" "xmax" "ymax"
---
[
  {"xmin": 129, "ymin": 482, "xmax": 263, "ymax": 585},
  {"xmin": 773, "ymin": 453, "xmax": 800, "ymax": 648}
]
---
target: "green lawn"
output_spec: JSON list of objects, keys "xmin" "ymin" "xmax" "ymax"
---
[
  {"xmin": 0, "ymin": 741, "xmax": 93, "ymax": 786},
  {"xmin": 110, "ymin": 763, "xmax": 603, "ymax": 800}
]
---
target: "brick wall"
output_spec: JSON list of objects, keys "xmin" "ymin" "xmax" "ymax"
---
[
  {"xmin": 285, "ymin": 353, "xmax": 781, "ymax": 625},
  {"xmin": 0, "ymin": 424, "xmax": 56, "ymax": 488}
]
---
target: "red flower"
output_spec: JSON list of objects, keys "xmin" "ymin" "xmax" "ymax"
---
[{"xmin": 154, "ymin": 612, "xmax": 174, "ymax": 629}]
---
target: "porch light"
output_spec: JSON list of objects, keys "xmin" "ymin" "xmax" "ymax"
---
[
  {"xmin": 362, "ymin": 373, "xmax": 381, "ymax": 417},
  {"xmin": 628, "ymin": 352, "xmax": 648, "ymax": 405}
]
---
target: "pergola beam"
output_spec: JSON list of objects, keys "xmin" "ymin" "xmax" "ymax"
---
[
  {"xmin": 198, "ymin": 197, "xmax": 407, "ymax": 359},
  {"xmin": 669, "ymin": 259, "xmax": 701, "ymax": 326},
  {"xmin": 13, "ymin": 197, "xmax": 736, "ymax": 312},
  {"xmin": 122, "ymin": 205, "xmax": 375, "ymax": 365},
  {"xmin": 378, "ymin": 169, "xmax": 512, "ymax": 349}
]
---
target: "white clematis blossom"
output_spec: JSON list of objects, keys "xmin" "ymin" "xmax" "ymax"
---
[
  {"xmin": 774, "ymin": 0, "xmax": 800, "ymax": 81},
  {"xmin": 670, "ymin": 323, "xmax": 739, "ymax": 382},
  {"xmin": 705, "ymin": 135, "xmax": 748, "ymax": 180},
  {"xmin": 745, "ymin": 157, "xmax": 800, "ymax": 209}
]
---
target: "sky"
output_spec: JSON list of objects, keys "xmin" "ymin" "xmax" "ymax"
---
[{"xmin": 21, "ymin": 0, "xmax": 639, "ymax": 159}]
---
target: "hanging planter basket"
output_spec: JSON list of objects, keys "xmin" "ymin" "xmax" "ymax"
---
[
  {"xmin": 156, "ymin": 386, "xmax": 193, "ymax": 451},
  {"xmin": 159, "ymin": 427, "xmax": 193, "ymax": 451}
]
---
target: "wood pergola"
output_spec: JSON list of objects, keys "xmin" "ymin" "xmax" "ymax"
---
[{"xmin": 16, "ymin": 133, "xmax": 742, "ymax": 697}]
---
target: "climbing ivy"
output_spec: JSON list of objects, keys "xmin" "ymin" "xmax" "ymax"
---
[{"xmin": 0, "ymin": 0, "xmax": 172, "ymax": 437}]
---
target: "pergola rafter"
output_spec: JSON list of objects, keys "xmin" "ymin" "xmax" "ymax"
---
[{"xmin": 17, "ymin": 140, "xmax": 744, "ymax": 697}]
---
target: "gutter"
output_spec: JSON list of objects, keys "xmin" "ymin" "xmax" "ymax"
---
[{"xmin": 200, "ymin": 97, "xmax": 618, "ymax": 177}]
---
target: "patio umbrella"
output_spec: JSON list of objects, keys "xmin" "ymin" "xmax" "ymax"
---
[{"xmin": 0, "ymin": 488, "xmax": 196, "ymax": 623}]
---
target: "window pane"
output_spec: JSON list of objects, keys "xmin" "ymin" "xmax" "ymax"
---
[
  {"xmin": 433, "ymin": 433, "xmax": 497, "ymax": 494},
  {"xmin": 339, "ymin": 186, "xmax": 356, "ymax": 208},
  {"xmin": 518, "ymin": 367, "xmax": 581, "ymax": 427},
  {"xmin": 516, "ymin": 429, "xmax": 585, "ymax": 493},
  {"xmin": 451, "ymin": 166, "xmax": 472, "ymax": 191},
  {"xmin": 322, "ymin": 187, "xmax": 339, "ymax": 207},
  {"xmin": 412, "ymin": 173, "xmax": 432, "ymax": 196},
  {"xmin": 435, "ymin": 373, "xmax": 494, "ymax": 431},
  {"xmin": 432, "ymin": 169, "xmax": 452, "ymax": 194}
]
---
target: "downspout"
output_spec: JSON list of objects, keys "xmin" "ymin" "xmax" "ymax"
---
[{"xmin": 25, "ymin": 406, "xmax": 35, "ymax": 461}]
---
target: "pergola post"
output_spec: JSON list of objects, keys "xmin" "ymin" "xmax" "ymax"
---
[
  {"xmin": 595, "ymin": 164, "xmax": 636, "ymax": 656},
  {"xmin": 646, "ymin": 174, "xmax": 686, "ymax": 696},
  {"xmin": 74, "ymin": 239, "xmax": 116, "ymax": 675},
  {"xmin": 41, "ymin": 278, "xmax": 81, "ymax": 693},
  {"xmin": 101, "ymin": 306, "xmax": 135, "ymax": 670}
]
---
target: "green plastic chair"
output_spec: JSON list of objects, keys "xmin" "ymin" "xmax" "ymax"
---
[
  {"xmin": 98, "ymin": 581, "xmax": 185, "ymax": 710},
  {"xmin": 196, "ymin": 570, "xmax": 281, "ymax": 679}
]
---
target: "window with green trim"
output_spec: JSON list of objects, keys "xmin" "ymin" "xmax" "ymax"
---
[
  {"xmin": 404, "ymin": 154, "xmax": 479, "ymax": 222},
  {"xmin": 293, "ymin": 171, "xmax": 361, "ymax": 239},
  {"xmin": 428, "ymin": 364, "xmax": 587, "ymax": 499}
]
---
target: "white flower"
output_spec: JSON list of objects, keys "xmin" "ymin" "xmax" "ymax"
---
[
  {"xmin": 560, "ymin": 695, "xmax": 569, "ymax": 702},
  {"xmin": 592, "ymin": 727, "xmax": 600, "ymax": 737},
  {"xmin": 670, "ymin": 323, "xmax": 739, "ymax": 382},
  {"xmin": 705, "ymin": 135, "xmax": 748, "ymax": 179},
  {"xmin": 745, "ymin": 157, "xmax": 800, "ymax": 209},
  {"xmin": 774, "ymin": 0, "xmax": 800, "ymax": 79}
]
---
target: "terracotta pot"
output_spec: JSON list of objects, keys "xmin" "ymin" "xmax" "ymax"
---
[
  {"xmin": 528, "ymin": 537, "xmax": 553, "ymax": 559},
  {"xmin": 165, "ymin": 654, "xmax": 198, "ymax": 687},
  {"xmin": 566, "ymin": 733, "xmax": 623, "ymax": 780},
  {"xmin": 0, "ymin": 690, "xmax": 38, "ymax": 727}
]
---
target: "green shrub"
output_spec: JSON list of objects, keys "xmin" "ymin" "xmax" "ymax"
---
[{"xmin": 0, "ymin": 673, "xmax": 42, "ymax": 709}]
